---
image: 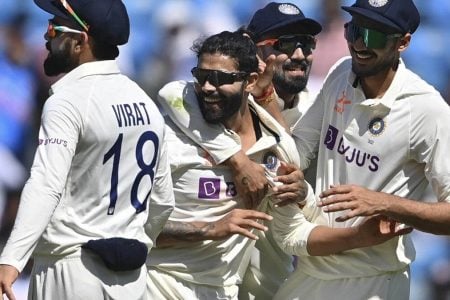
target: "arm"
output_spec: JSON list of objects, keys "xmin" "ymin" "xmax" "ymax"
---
[
  {"xmin": 145, "ymin": 128, "xmax": 175, "ymax": 246},
  {"xmin": 0, "ymin": 98, "xmax": 80, "ymax": 296},
  {"xmin": 156, "ymin": 209, "xmax": 273, "ymax": 247},
  {"xmin": 319, "ymin": 185, "xmax": 450, "ymax": 235},
  {"xmin": 270, "ymin": 196, "xmax": 411, "ymax": 257}
]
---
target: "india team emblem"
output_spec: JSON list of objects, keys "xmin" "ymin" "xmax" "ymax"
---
[
  {"xmin": 278, "ymin": 4, "xmax": 300, "ymax": 15},
  {"xmin": 368, "ymin": 0, "xmax": 389, "ymax": 8},
  {"xmin": 263, "ymin": 151, "xmax": 279, "ymax": 172},
  {"xmin": 368, "ymin": 117, "xmax": 386, "ymax": 136}
]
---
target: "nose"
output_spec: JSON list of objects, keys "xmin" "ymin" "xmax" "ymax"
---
[
  {"xmin": 290, "ymin": 46, "xmax": 307, "ymax": 60},
  {"xmin": 352, "ymin": 36, "xmax": 368, "ymax": 50},
  {"xmin": 201, "ymin": 80, "xmax": 217, "ymax": 93}
]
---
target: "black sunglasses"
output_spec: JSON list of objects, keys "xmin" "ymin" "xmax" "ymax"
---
[
  {"xmin": 257, "ymin": 34, "xmax": 317, "ymax": 56},
  {"xmin": 191, "ymin": 67, "xmax": 248, "ymax": 87}
]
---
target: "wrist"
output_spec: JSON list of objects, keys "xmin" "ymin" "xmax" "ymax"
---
[{"xmin": 253, "ymin": 84, "xmax": 276, "ymax": 106}]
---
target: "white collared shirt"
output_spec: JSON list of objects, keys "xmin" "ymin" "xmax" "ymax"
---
[{"xmin": 0, "ymin": 61, "xmax": 174, "ymax": 271}]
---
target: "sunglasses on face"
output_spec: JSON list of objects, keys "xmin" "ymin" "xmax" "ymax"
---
[
  {"xmin": 344, "ymin": 22, "xmax": 402, "ymax": 49},
  {"xmin": 191, "ymin": 67, "xmax": 248, "ymax": 88},
  {"xmin": 47, "ymin": 21, "xmax": 84, "ymax": 38},
  {"xmin": 257, "ymin": 34, "xmax": 317, "ymax": 56}
]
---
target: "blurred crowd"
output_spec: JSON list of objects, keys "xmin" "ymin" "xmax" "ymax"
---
[{"xmin": 0, "ymin": 1, "xmax": 449, "ymax": 299}]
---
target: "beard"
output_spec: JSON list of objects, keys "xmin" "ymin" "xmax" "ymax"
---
[
  {"xmin": 351, "ymin": 44, "xmax": 399, "ymax": 78},
  {"xmin": 197, "ymin": 87, "xmax": 244, "ymax": 124},
  {"xmin": 44, "ymin": 39, "xmax": 78, "ymax": 76},
  {"xmin": 272, "ymin": 59, "xmax": 310, "ymax": 94}
]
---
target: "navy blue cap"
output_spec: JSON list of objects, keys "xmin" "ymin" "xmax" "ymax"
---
[
  {"xmin": 34, "ymin": 0, "xmax": 130, "ymax": 45},
  {"xmin": 247, "ymin": 2, "xmax": 322, "ymax": 42},
  {"xmin": 342, "ymin": 0, "xmax": 420, "ymax": 34}
]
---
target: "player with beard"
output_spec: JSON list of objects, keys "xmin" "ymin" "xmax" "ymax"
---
[
  {"xmin": 0, "ymin": 1, "xmax": 175, "ymax": 299},
  {"xmin": 146, "ymin": 30, "xmax": 304, "ymax": 299},
  {"xmin": 272, "ymin": 0, "xmax": 450, "ymax": 299}
]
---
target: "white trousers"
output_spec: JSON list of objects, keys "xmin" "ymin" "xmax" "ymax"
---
[
  {"xmin": 29, "ymin": 250, "xmax": 147, "ymax": 300},
  {"xmin": 274, "ymin": 266, "xmax": 410, "ymax": 300}
]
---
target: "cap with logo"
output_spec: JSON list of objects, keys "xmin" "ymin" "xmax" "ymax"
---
[
  {"xmin": 247, "ymin": 2, "xmax": 322, "ymax": 42},
  {"xmin": 342, "ymin": 0, "xmax": 420, "ymax": 34},
  {"xmin": 34, "ymin": 0, "xmax": 129, "ymax": 45}
]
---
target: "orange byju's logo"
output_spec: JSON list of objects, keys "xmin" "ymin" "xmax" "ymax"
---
[{"xmin": 334, "ymin": 92, "xmax": 351, "ymax": 113}]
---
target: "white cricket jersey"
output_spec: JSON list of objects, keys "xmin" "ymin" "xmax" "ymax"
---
[
  {"xmin": 0, "ymin": 61, "xmax": 174, "ymax": 272},
  {"xmin": 287, "ymin": 56, "xmax": 450, "ymax": 279},
  {"xmin": 147, "ymin": 81, "xmax": 307, "ymax": 288}
]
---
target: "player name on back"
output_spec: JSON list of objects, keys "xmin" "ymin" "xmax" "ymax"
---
[{"xmin": 111, "ymin": 102, "xmax": 152, "ymax": 128}]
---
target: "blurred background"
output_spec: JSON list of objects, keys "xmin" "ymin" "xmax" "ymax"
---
[{"xmin": 0, "ymin": 1, "xmax": 448, "ymax": 299}]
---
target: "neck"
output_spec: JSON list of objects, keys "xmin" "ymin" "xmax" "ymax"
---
[
  {"xmin": 223, "ymin": 103, "xmax": 256, "ymax": 152},
  {"xmin": 360, "ymin": 67, "xmax": 397, "ymax": 99},
  {"xmin": 275, "ymin": 87, "xmax": 297, "ymax": 109}
]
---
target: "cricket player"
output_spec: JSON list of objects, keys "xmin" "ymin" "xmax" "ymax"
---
[
  {"xmin": 146, "ymin": 30, "xmax": 310, "ymax": 300},
  {"xmin": 0, "ymin": 1, "xmax": 174, "ymax": 299}
]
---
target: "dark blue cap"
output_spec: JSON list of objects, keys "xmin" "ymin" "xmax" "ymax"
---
[
  {"xmin": 342, "ymin": 0, "xmax": 420, "ymax": 34},
  {"xmin": 34, "ymin": 0, "xmax": 130, "ymax": 45},
  {"xmin": 247, "ymin": 2, "xmax": 322, "ymax": 42}
]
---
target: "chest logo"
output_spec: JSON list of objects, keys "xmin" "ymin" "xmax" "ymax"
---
[
  {"xmin": 334, "ymin": 92, "xmax": 351, "ymax": 114},
  {"xmin": 263, "ymin": 151, "xmax": 279, "ymax": 172},
  {"xmin": 368, "ymin": 117, "xmax": 386, "ymax": 136}
]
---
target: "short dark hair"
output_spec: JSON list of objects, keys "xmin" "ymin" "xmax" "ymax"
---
[
  {"xmin": 191, "ymin": 31, "xmax": 258, "ymax": 74},
  {"xmin": 91, "ymin": 39, "xmax": 119, "ymax": 60}
]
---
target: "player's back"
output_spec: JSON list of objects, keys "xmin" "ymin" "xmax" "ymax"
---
[{"xmin": 35, "ymin": 61, "xmax": 165, "ymax": 256}]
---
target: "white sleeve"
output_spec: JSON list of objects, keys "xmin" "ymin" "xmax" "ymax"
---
[
  {"xmin": 269, "ymin": 182, "xmax": 320, "ymax": 256},
  {"xmin": 410, "ymin": 94, "xmax": 450, "ymax": 202},
  {"xmin": 145, "ymin": 127, "xmax": 175, "ymax": 246},
  {"xmin": 291, "ymin": 87, "xmax": 324, "ymax": 170},
  {"xmin": 0, "ymin": 97, "xmax": 80, "ymax": 272},
  {"xmin": 157, "ymin": 81, "xmax": 241, "ymax": 164}
]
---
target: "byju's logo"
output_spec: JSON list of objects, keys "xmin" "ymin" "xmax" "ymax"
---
[
  {"xmin": 198, "ymin": 178, "xmax": 221, "ymax": 199},
  {"xmin": 324, "ymin": 125, "xmax": 339, "ymax": 150}
]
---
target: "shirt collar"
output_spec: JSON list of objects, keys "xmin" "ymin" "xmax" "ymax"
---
[
  {"xmin": 350, "ymin": 58, "xmax": 407, "ymax": 109},
  {"xmin": 50, "ymin": 60, "xmax": 121, "ymax": 95}
]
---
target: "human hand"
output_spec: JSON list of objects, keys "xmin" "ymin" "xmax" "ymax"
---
[
  {"xmin": 209, "ymin": 209, "xmax": 273, "ymax": 240},
  {"xmin": 270, "ymin": 161, "xmax": 308, "ymax": 207},
  {"xmin": 318, "ymin": 184, "xmax": 388, "ymax": 222},
  {"xmin": 354, "ymin": 216, "xmax": 413, "ymax": 248},
  {"xmin": 0, "ymin": 264, "xmax": 19, "ymax": 300},
  {"xmin": 228, "ymin": 151, "xmax": 269, "ymax": 209}
]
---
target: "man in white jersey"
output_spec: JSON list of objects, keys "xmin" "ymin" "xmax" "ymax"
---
[
  {"xmin": 157, "ymin": 3, "xmax": 323, "ymax": 299},
  {"xmin": 0, "ymin": 1, "xmax": 174, "ymax": 299},
  {"xmin": 146, "ymin": 30, "xmax": 304, "ymax": 299},
  {"xmin": 272, "ymin": 0, "xmax": 450, "ymax": 299}
]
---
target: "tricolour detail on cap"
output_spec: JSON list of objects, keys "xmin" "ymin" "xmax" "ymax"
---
[
  {"xmin": 368, "ymin": 0, "xmax": 389, "ymax": 7},
  {"xmin": 278, "ymin": 4, "xmax": 300, "ymax": 15}
]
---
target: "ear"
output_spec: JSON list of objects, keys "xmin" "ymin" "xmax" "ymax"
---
[
  {"xmin": 398, "ymin": 33, "xmax": 411, "ymax": 53},
  {"xmin": 244, "ymin": 72, "xmax": 259, "ymax": 92}
]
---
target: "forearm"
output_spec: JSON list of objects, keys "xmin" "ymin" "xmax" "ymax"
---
[
  {"xmin": 306, "ymin": 226, "xmax": 365, "ymax": 256},
  {"xmin": 384, "ymin": 195, "xmax": 450, "ymax": 235},
  {"xmin": 155, "ymin": 220, "xmax": 214, "ymax": 247}
]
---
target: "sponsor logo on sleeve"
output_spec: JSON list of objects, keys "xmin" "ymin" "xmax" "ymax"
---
[
  {"xmin": 334, "ymin": 92, "xmax": 351, "ymax": 114},
  {"xmin": 38, "ymin": 138, "xmax": 68, "ymax": 147},
  {"xmin": 324, "ymin": 125, "xmax": 339, "ymax": 150}
]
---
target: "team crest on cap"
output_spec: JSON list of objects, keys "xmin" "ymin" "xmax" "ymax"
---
[
  {"xmin": 278, "ymin": 4, "xmax": 300, "ymax": 15},
  {"xmin": 368, "ymin": 117, "xmax": 386, "ymax": 136},
  {"xmin": 368, "ymin": 0, "xmax": 389, "ymax": 7}
]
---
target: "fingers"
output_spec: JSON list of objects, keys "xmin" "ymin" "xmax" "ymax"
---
[
  {"xmin": 319, "ymin": 185, "xmax": 352, "ymax": 198},
  {"xmin": 4, "ymin": 285, "xmax": 16, "ymax": 300}
]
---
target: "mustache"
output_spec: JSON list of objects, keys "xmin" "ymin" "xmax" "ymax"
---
[{"xmin": 283, "ymin": 59, "xmax": 309, "ymax": 70}]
